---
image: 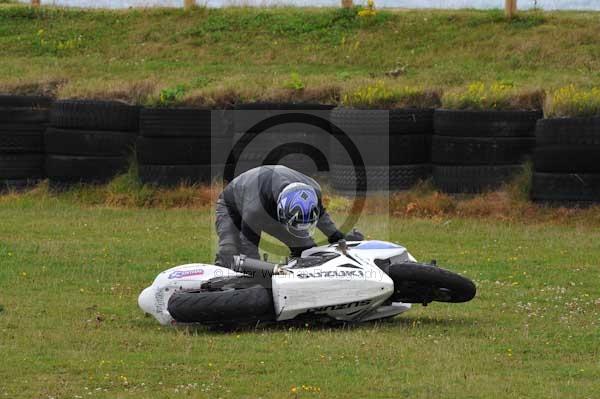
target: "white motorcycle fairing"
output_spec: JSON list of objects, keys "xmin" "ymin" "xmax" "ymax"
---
[
  {"xmin": 273, "ymin": 241, "xmax": 415, "ymax": 321},
  {"xmin": 139, "ymin": 240, "xmax": 414, "ymax": 326},
  {"xmin": 138, "ymin": 263, "xmax": 242, "ymax": 325},
  {"xmin": 302, "ymin": 240, "xmax": 417, "ymax": 264}
]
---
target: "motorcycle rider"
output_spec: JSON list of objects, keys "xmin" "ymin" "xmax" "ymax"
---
[{"xmin": 215, "ymin": 165, "xmax": 363, "ymax": 269}]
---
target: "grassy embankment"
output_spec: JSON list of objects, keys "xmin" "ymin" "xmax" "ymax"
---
[{"xmin": 1, "ymin": 4, "xmax": 600, "ymax": 113}]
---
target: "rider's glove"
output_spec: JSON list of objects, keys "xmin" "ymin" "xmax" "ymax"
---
[
  {"xmin": 215, "ymin": 251, "xmax": 237, "ymax": 270},
  {"xmin": 327, "ymin": 230, "xmax": 345, "ymax": 244},
  {"xmin": 345, "ymin": 229, "xmax": 364, "ymax": 241}
]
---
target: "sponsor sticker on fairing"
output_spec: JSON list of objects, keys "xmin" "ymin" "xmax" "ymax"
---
[
  {"xmin": 296, "ymin": 270, "xmax": 365, "ymax": 279},
  {"xmin": 307, "ymin": 299, "xmax": 372, "ymax": 313},
  {"xmin": 168, "ymin": 269, "xmax": 205, "ymax": 279}
]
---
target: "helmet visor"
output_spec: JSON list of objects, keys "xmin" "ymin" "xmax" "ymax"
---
[{"xmin": 286, "ymin": 219, "xmax": 318, "ymax": 239}]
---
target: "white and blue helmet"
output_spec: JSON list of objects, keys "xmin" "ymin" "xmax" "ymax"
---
[{"xmin": 276, "ymin": 183, "xmax": 320, "ymax": 238}]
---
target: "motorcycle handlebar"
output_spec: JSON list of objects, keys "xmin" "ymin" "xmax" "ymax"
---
[{"xmin": 233, "ymin": 255, "xmax": 279, "ymax": 276}]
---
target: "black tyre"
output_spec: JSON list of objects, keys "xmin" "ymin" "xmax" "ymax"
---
[
  {"xmin": 136, "ymin": 136, "xmax": 231, "ymax": 165},
  {"xmin": 0, "ymin": 154, "xmax": 43, "ymax": 179},
  {"xmin": 167, "ymin": 276, "xmax": 275, "ymax": 324},
  {"xmin": 0, "ymin": 124, "xmax": 45, "ymax": 153},
  {"xmin": 233, "ymin": 107, "xmax": 332, "ymax": 136},
  {"xmin": 232, "ymin": 131, "xmax": 328, "ymax": 164},
  {"xmin": 45, "ymin": 154, "xmax": 129, "ymax": 183},
  {"xmin": 50, "ymin": 100, "xmax": 139, "ymax": 131},
  {"xmin": 330, "ymin": 108, "xmax": 388, "ymax": 136},
  {"xmin": 534, "ymin": 146, "xmax": 600, "ymax": 173},
  {"xmin": 232, "ymin": 159, "xmax": 322, "ymax": 178},
  {"xmin": 388, "ymin": 262, "xmax": 476, "ymax": 304},
  {"xmin": 45, "ymin": 128, "xmax": 136, "ymax": 156},
  {"xmin": 138, "ymin": 164, "xmax": 214, "ymax": 186},
  {"xmin": 140, "ymin": 108, "xmax": 213, "ymax": 137},
  {"xmin": 433, "ymin": 165, "xmax": 523, "ymax": 193},
  {"xmin": 331, "ymin": 134, "xmax": 430, "ymax": 165},
  {"xmin": 0, "ymin": 109, "xmax": 49, "ymax": 124},
  {"xmin": 331, "ymin": 108, "xmax": 433, "ymax": 136},
  {"xmin": 232, "ymin": 131, "xmax": 326, "ymax": 152},
  {"xmin": 535, "ymin": 117, "xmax": 600, "ymax": 146},
  {"xmin": 331, "ymin": 164, "xmax": 431, "ymax": 192},
  {"xmin": 434, "ymin": 109, "xmax": 542, "ymax": 137},
  {"xmin": 531, "ymin": 172, "xmax": 600, "ymax": 202},
  {"xmin": 431, "ymin": 135, "xmax": 535, "ymax": 165},
  {"xmin": 0, "ymin": 95, "xmax": 52, "ymax": 108},
  {"xmin": 389, "ymin": 108, "xmax": 434, "ymax": 135}
]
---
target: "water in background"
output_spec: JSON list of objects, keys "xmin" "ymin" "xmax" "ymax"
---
[{"xmin": 16, "ymin": 0, "xmax": 600, "ymax": 10}]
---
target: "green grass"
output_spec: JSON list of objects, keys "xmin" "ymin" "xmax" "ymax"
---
[
  {"xmin": 1, "ymin": 193, "xmax": 599, "ymax": 398},
  {"xmin": 545, "ymin": 85, "xmax": 600, "ymax": 117},
  {"xmin": 441, "ymin": 81, "xmax": 544, "ymax": 110},
  {"xmin": 2, "ymin": 5, "xmax": 600, "ymax": 108}
]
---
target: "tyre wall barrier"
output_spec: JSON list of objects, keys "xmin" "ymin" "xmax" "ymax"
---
[
  {"xmin": 45, "ymin": 100, "xmax": 139, "ymax": 186},
  {"xmin": 137, "ymin": 107, "xmax": 230, "ymax": 186},
  {"xmin": 231, "ymin": 102, "xmax": 334, "ymax": 178},
  {"xmin": 0, "ymin": 94, "xmax": 598, "ymax": 203},
  {"xmin": 0, "ymin": 95, "xmax": 50, "ymax": 191},
  {"xmin": 531, "ymin": 117, "xmax": 600, "ymax": 203},
  {"xmin": 432, "ymin": 109, "xmax": 541, "ymax": 193},
  {"xmin": 330, "ymin": 108, "xmax": 433, "ymax": 192}
]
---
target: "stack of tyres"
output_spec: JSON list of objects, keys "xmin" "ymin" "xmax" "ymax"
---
[
  {"xmin": 137, "ymin": 108, "xmax": 231, "ymax": 185},
  {"xmin": 46, "ymin": 100, "xmax": 139, "ymax": 185},
  {"xmin": 432, "ymin": 109, "xmax": 541, "ymax": 193},
  {"xmin": 0, "ymin": 95, "xmax": 51, "ymax": 191},
  {"xmin": 532, "ymin": 117, "xmax": 600, "ymax": 203},
  {"xmin": 230, "ymin": 103, "xmax": 334, "ymax": 178},
  {"xmin": 330, "ymin": 108, "xmax": 433, "ymax": 192}
]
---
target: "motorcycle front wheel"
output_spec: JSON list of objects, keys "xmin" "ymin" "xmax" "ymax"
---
[{"xmin": 388, "ymin": 262, "xmax": 476, "ymax": 304}]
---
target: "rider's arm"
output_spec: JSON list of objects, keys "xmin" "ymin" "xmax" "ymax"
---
[{"xmin": 317, "ymin": 206, "xmax": 345, "ymax": 244}]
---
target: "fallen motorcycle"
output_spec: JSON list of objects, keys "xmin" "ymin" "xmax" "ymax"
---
[{"xmin": 138, "ymin": 240, "xmax": 476, "ymax": 326}]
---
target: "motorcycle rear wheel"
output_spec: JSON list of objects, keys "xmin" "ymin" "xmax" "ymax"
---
[
  {"xmin": 167, "ymin": 276, "xmax": 275, "ymax": 324},
  {"xmin": 388, "ymin": 262, "xmax": 476, "ymax": 304}
]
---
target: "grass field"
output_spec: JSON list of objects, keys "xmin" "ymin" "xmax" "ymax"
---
[
  {"xmin": 1, "ymin": 5, "xmax": 600, "ymax": 395},
  {"xmin": 1, "ymin": 189, "xmax": 599, "ymax": 398},
  {"xmin": 1, "ymin": 4, "xmax": 600, "ymax": 106}
]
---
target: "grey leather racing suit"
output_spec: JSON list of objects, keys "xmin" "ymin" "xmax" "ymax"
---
[{"xmin": 215, "ymin": 165, "xmax": 344, "ymax": 263}]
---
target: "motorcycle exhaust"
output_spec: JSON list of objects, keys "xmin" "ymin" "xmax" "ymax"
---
[{"xmin": 233, "ymin": 255, "xmax": 280, "ymax": 276}]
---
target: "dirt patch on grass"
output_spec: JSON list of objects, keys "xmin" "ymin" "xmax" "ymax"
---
[
  {"xmin": 386, "ymin": 181, "xmax": 600, "ymax": 227},
  {"xmin": 57, "ymin": 79, "xmax": 159, "ymax": 104},
  {"xmin": 0, "ymin": 78, "xmax": 67, "ymax": 97}
]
